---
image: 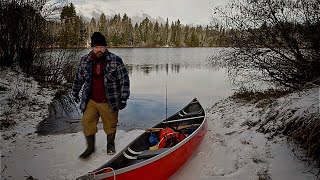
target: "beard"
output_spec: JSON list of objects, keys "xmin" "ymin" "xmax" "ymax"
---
[{"xmin": 95, "ymin": 51, "xmax": 104, "ymax": 57}]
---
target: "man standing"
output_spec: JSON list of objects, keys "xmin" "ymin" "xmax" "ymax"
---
[{"xmin": 72, "ymin": 32, "xmax": 130, "ymax": 159}]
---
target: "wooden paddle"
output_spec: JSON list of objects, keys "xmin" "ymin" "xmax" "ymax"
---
[{"xmin": 145, "ymin": 128, "xmax": 163, "ymax": 132}]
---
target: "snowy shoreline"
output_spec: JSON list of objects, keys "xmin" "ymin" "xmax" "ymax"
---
[{"xmin": 1, "ymin": 69, "xmax": 319, "ymax": 179}]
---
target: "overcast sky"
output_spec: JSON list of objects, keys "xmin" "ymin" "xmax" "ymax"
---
[{"xmin": 66, "ymin": 0, "xmax": 228, "ymax": 25}]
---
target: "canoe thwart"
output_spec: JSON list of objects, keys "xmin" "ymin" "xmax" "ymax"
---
[
  {"xmin": 145, "ymin": 124, "xmax": 201, "ymax": 132},
  {"xmin": 161, "ymin": 115, "xmax": 205, "ymax": 124},
  {"xmin": 137, "ymin": 148, "xmax": 170, "ymax": 159},
  {"xmin": 176, "ymin": 124, "xmax": 201, "ymax": 130}
]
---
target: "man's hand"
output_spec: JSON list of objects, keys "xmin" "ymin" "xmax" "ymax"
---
[
  {"xmin": 73, "ymin": 94, "xmax": 80, "ymax": 104},
  {"xmin": 119, "ymin": 100, "xmax": 127, "ymax": 110}
]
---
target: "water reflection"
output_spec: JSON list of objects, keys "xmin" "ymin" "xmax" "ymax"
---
[
  {"xmin": 37, "ymin": 48, "xmax": 232, "ymax": 135},
  {"xmin": 127, "ymin": 63, "xmax": 195, "ymax": 76},
  {"xmin": 127, "ymin": 61, "xmax": 222, "ymax": 76}
]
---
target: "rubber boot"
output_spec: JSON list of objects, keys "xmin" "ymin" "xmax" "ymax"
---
[
  {"xmin": 107, "ymin": 133, "xmax": 116, "ymax": 155},
  {"xmin": 79, "ymin": 134, "xmax": 95, "ymax": 159}
]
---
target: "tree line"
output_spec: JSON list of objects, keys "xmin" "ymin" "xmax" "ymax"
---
[
  {"xmin": 1, "ymin": 0, "xmax": 319, "ymax": 92},
  {"xmin": 52, "ymin": 3, "xmax": 228, "ymax": 48}
]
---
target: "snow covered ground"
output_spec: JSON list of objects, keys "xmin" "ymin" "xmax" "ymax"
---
[{"xmin": 0, "ymin": 68, "xmax": 319, "ymax": 180}]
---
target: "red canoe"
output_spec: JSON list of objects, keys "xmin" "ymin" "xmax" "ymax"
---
[{"xmin": 77, "ymin": 98, "xmax": 207, "ymax": 180}]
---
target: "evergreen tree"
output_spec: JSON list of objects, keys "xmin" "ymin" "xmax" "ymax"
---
[
  {"xmin": 189, "ymin": 27, "xmax": 200, "ymax": 47},
  {"xmin": 196, "ymin": 25, "xmax": 203, "ymax": 46},
  {"xmin": 170, "ymin": 21, "xmax": 175, "ymax": 46},
  {"xmin": 183, "ymin": 25, "xmax": 190, "ymax": 46},
  {"xmin": 152, "ymin": 21, "xmax": 160, "ymax": 46},
  {"xmin": 174, "ymin": 20, "xmax": 182, "ymax": 47},
  {"xmin": 164, "ymin": 18, "xmax": 170, "ymax": 45},
  {"xmin": 60, "ymin": 3, "xmax": 76, "ymax": 21},
  {"xmin": 109, "ymin": 14, "xmax": 122, "ymax": 46},
  {"xmin": 98, "ymin": 13, "xmax": 108, "ymax": 38},
  {"xmin": 139, "ymin": 17, "xmax": 151, "ymax": 45},
  {"xmin": 59, "ymin": 3, "xmax": 79, "ymax": 47},
  {"xmin": 88, "ymin": 17, "xmax": 97, "ymax": 40},
  {"xmin": 122, "ymin": 13, "xmax": 133, "ymax": 46},
  {"xmin": 133, "ymin": 23, "xmax": 142, "ymax": 46},
  {"xmin": 159, "ymin": 24, "xmax": 165, "ymax": 46}
]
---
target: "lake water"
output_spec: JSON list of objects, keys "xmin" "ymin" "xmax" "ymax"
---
[{"xmin": 37, "ymin": 47, "xmax": 233, "ymax": 134}]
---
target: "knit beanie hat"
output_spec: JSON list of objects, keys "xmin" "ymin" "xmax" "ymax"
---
[{"xmin": 91, "ymin": 32, "xmax": 107, "ymax": 47}]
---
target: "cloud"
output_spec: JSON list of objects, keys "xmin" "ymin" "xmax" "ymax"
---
[{"xmin": 68, "ymin": 0, "xmax": 228, "ymax": 25}]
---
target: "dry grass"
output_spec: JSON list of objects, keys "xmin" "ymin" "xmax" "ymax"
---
[
  {"xmin": 231, "ymin": 87, "xmax": 290, "ymax": 104},
  {"xmin": 288, "ymin": 117, "xmax": 320, "ymax": 167},
  {"xmin": 232, "ymin": 87, "xmax": 320, "ymax": 170}
]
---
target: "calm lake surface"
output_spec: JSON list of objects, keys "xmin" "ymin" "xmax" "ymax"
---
[{"xmin": 37, "ymin": 47, "xmax": 233, "ymax": 134}]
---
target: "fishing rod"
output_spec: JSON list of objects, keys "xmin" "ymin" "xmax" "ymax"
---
[{"xmin": 165, "ymin": 83, "xmax": 168, "ymax": 128}]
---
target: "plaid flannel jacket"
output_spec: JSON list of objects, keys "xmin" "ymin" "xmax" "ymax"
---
[{"xmin": 72, "ymin": 51, "xmax": 130, "ymax": 112}]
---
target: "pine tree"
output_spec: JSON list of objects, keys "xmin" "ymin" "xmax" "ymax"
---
[
  {"xmin": 122, "ymin": 13, "xmax": 133, "ymax": 46},
  {"xmin": 183, "ymin": 25, "xmax": 190, "ymax": 46},
  {"xmin": 59, "ymin": 3, "xmax": 79, "ymax": 47},
  {"xmin": 164, "ymin": 18, "xmax": 170, "ymax": 45},
  {"xmin": 133, "ymin": 23, "xmax": 141, "ymax": 46},
  {"xmin": 98, "ymin": 13, "xmax": 108, "ymax": 38},
  {"xmin": 174, "ymin": 20, "xmax": 181, "ymax": 47}
]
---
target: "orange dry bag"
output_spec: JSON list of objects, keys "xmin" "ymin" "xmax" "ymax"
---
[{"xmin": 158, "ymin": 127, "xmax": 185, "ymax": 148}]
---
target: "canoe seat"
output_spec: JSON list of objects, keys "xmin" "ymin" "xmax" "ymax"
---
[{"xmin": 137, "ymin": 148, "xmax": 170, "ymax": 159}]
